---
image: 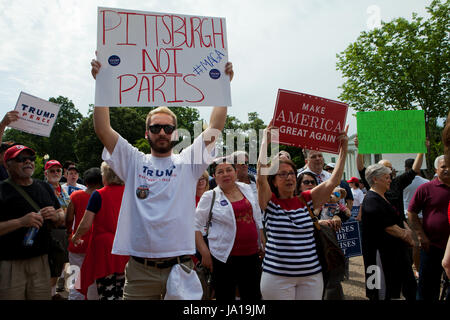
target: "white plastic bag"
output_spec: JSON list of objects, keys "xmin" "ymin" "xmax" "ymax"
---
[{"xmin": 164, "ymin": 263, "xmax": 203, "ymax": 300}]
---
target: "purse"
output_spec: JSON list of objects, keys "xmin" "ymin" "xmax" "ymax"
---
[
  {"xmin": 195, "ymin": 190, "xmax": 216, "ymax": 300},
  {"xmin": 299, "ymin": 195, "xmax": 346, "ymax": 277}
]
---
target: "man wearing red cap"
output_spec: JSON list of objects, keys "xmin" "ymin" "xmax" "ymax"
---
[
  {"xmin": 347, "ymin": 177, "xmax": 365, "ymax": 221},
  {"xmin": 0, "ymin": 145, "xmax": 65, "ymax": 299},
  {"xmin": 44, "ymin": 159, "xmax": 71, "ymax": 299}
]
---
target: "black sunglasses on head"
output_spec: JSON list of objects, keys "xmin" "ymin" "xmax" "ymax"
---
[
  {"xmin": 148, "ymin": 124, "xmax": 175, "ymax": 134},
  {"xmin": 14, "ymin": 155, "xmax": 36, "ymax": 163}
]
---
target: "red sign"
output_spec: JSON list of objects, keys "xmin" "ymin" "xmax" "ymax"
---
[{"xmin": 272, "ymin": 89, "xmax": 348, "ymax": 154}]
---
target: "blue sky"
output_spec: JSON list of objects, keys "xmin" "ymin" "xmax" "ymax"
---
[{"xmin": 0, "ymin": 0, "xmax": 430, "ymax": 136}]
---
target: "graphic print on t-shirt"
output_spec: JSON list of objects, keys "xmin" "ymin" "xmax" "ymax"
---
[{"xmin": 136, "ymin": 185, "xmax": 150, "ymax": 199}]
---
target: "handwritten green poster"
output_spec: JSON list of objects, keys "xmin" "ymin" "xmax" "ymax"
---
[{"xmin": 356, "ymin": 110, "xmax": 426, "ymax": 154}]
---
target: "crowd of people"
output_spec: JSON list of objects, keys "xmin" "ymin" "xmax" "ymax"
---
[{"xmin": 0, "ymin": 60, "xmax": 449, "ymax": 301}]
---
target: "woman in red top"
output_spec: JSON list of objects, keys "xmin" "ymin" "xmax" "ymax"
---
[
  {"xmin": 195, "ymin": 158, "xmax": 265, "ymax": 301},
  {"xmin": 72, "ymin": 162, "xmax": 128, "ymax": 300},
  {"xmin": 65, "ymin": 167, "xmax": 103, "ymax": 300}
]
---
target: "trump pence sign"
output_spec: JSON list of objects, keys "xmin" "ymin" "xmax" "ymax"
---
[
  {"xmin": 9, "ymin": 92, "xmax": 60, "ymax": 137},
  {"xmin": 95, "ymin": 7, "xmax": 231, "ymax": 107},
  {"xmin": 273, "ymin": 89, "xmax": 348, "ymax": 154}
]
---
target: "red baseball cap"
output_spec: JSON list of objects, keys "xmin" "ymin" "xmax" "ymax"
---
[
  {"xmin": 3, "ymin": 145, "xmax": 35, "ymax": 163},
  {"xmin": 347, "ymin": 177, "xmax": 360, "ymax": 184},
  {"xmin": 45, "ymin": 160, "xmax": 62, "ymax": 171}
]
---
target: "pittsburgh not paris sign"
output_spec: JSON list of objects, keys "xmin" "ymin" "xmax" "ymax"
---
[
  {"xmin": 95, "ymin": 7, "xmax": 231, "ymax": 107},
  {"xmin": 273, "ymin": 89, "xmax": 348, "ymax": 154}
]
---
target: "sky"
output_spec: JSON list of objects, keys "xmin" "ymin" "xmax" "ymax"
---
[{"xmin": 0, "ymin": 0, "xmax": 431, "ymax": 137}]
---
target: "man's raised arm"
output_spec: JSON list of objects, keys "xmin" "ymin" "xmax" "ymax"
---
[{"xmin": 91, "ymin": 59, "xmax": 119, "ymax": 154}]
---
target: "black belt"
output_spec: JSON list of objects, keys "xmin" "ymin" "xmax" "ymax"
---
[{"xmin": 132, "ymin": 255, "xmax": 191, "ymax": 268}]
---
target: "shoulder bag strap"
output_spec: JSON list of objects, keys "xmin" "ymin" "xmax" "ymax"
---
[
  {"xmin": 205, "ymin": 190, "xmax": 216, "ymax": 236},
  {"xmin": 5, "ymin": 178, "xmax": 41, "ymax": 212},
  {"xmin": 298, "ymin": 194, "xmax": 321, "ymax": 231}
]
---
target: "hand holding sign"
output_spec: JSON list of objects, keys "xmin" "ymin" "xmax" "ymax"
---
[
  {"xmin": 1, "ymin": 111, "xmax": 20, "ymax": 128},
  {"xmin": 337, "ymin": 124, "xmax": 349, "ymax": 152}
]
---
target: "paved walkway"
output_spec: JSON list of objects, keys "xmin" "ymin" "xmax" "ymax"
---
[{"xmin": 342, "ymin": 255, "xmax": 368, "ymax": 300}]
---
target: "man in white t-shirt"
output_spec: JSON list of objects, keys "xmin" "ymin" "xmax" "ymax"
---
[
  {"xmin": 403, "ymin": 158, "xmax": 429, "ymax": 278},
  {"xmin": 297, "ymin": 149, "xmax": 331, "ymax": 183},
  {"xmin": 90, "ymin": 59, "xmax": 234, "ymax": 300},
  {"xmin": 61, "ymin": 166, "xmax": 86, "ymax": 196}
]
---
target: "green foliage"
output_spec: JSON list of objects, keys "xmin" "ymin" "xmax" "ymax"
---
[
  {"xmin": 32, "ymin": 154, "xmax": 45, "ymax": 180},
  {"xmin": 336, "ymin": 0, "xmax": 449, "ymax": 171}
]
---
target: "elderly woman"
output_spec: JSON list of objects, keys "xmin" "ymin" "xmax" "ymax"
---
[
  {"xmin": 72, "ymin": 162, "xmax": 129, "ymax": 300},
  {"xmin": 196, "ymin": 171, "xmax": 209, "ymax": 207},
  {"xmin": 195, "ymin": 157, "xmax": 265, "ymax": 301},
  {"xmin": 361, "ymin": 163, "xmax": 416, "ymax": 300},
  {"xmin": 257, "ymin": 121, "xmax": 348, "ymax": 300}
]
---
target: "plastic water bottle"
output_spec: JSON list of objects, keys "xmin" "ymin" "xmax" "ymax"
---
[{"xmin": 23, "ymin": 211, "xmax": 41, "ymax": 247}]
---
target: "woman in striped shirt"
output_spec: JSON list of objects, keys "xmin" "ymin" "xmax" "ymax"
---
[{"xmin": 257, "ymin": 121, "xmax": 348, "ymax": 300}]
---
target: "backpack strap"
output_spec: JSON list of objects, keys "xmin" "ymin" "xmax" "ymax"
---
[
  {"xmin": 5, "ymin": 178, "xmax": 40, "ymax": 212},
  {"xmin": 298, "ymin": 194, "xmax": 321, "ymax": 231},
  {"xmin": 205, "ymin": 190, "xmax": 216, "ymax": 236}
]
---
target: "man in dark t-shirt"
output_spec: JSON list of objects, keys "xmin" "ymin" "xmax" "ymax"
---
[
  {"xmin": 408, "ymin": 155, "xmax": 450, "ymax": 300},
  {"xmin": 0, "ymin": 145, "xmax": 64, "ymax": 300}
]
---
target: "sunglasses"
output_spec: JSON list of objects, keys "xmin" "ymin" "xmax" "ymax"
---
[
  {"xmin": 49, "ymin": 168, "xmax": 62, "ymax": 174},
  {"xmin": 302, "ymin": 180, "xmax": 316, "ymax": 185},
  {"xmin": 14, "ymin": 155, "xmax": 36, "ymax": 163},
  {"xmin": 148, "ymin": 124, "xmax": 175, "ymax": 134}
]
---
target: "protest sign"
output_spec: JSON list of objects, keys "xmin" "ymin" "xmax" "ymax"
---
[
  {"xmin": 351, "ymin": 206, "xmax": 360, "ymax": 220},
  {"xmin": 336, "ymin": 221, "xmax": 362, "ymax": 258},
  {"xmin": 356, "ymin": 110, "xmax": 426, "ymax": 154},
  {"xmin": 95, "ymin": 7, "xmax": 231, "ymax": 107},
  {"xmin": 8, "ymin": 92, "xmax": 60, "ymax": 137},
  {"xmin": 272, "ymin": 89, "xmax": 348, "ymax": 154}
]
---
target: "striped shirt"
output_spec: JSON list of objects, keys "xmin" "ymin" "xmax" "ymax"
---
[{"xmin": 262, "ymin": 191, "xmax": 322, "ymax": 277}]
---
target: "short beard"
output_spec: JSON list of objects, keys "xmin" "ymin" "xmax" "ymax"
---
[{"xmin": 147, "ymin": 136, "xmax": 177, "ymax": 154}]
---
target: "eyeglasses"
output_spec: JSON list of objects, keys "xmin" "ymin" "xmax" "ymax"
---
[
  {"xmin": 276, "ymin": 171, "xmax": 296, "ymax": 179},
  {"xmin": 14, "ymin": 155, "xmax": 36, "ymax": 163},
  {"xmin": 49, "ymin": 168, "xmax": 62, "ymax": 174},
  {"xmin": 148, "ymin": 124, "xmax": 175, "ymax": 134},
  {"xmin": 302, "ymin": 180, "xmax": 316, "ymax": 185}
]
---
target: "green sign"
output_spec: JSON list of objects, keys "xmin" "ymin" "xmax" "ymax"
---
[{"xmin": 357, "ymin": 110, "xmax": 426, "ymax": 154}]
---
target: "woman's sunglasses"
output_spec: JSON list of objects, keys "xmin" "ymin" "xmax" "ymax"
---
[
  {"xmin": 301, "ymin": 180, "xmax": 316, "ymax": 185},
  {"xmin": 148, "ymin": 124, "xmax": 175, "ymax": 134}
]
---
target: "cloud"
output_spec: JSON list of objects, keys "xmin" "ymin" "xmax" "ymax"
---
[{"xmin": 0, "ymin": 0, "xmax": 430, "ymax": 137}]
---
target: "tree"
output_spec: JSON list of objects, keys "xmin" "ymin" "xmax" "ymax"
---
[
  {"xmin": 336, "ymin": 0, "xmax": 449, "ymax": 170},
  {"xmin": 74, "ymin": 106, "xmax": 146, "ymax": 173}
]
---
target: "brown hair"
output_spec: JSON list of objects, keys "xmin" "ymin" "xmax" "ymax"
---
[{"xmin": 268, "ymin": 158, "xmax": 297, "ymax": 197}]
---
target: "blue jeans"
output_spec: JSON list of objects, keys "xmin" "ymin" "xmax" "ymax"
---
[{"xmin": 417, "ymin": 245, "xmax": 445, "ymax": 300}]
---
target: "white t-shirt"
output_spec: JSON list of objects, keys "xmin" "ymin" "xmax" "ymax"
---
[
  {"xmin": 62, "ymin": 183, "xmax": 86, "ymax": 196},
  {"xmin": 351, "ymin": 187, "xmax": 365, "ymax": 207},
  {"xmin": 403, "ymin": 175, "xmax": 429, "ymax": 218},
  {"xmin": 103, "ymin": 134, "xmax": 212, "ymax": 258}
]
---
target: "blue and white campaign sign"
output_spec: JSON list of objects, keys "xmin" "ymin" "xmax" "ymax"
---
[
  {"xmin": 9, "ymin": 92, "xmax": 60, "ymax": 137},
  {"xmin": 336, "ymin": 221, "xmax": 362, "ymax": 258},
  {"xmin": 351, "ymin": 205, "xmax": 360, "ymax": 219},
  {"xmin": 95, "ymin": 7, "xmax": 231, "ymax": 107}
]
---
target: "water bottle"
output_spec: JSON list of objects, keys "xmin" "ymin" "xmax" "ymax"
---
[{"xmin": 23, "ymin": 211, "xmax": 41, "ymax": 247}]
